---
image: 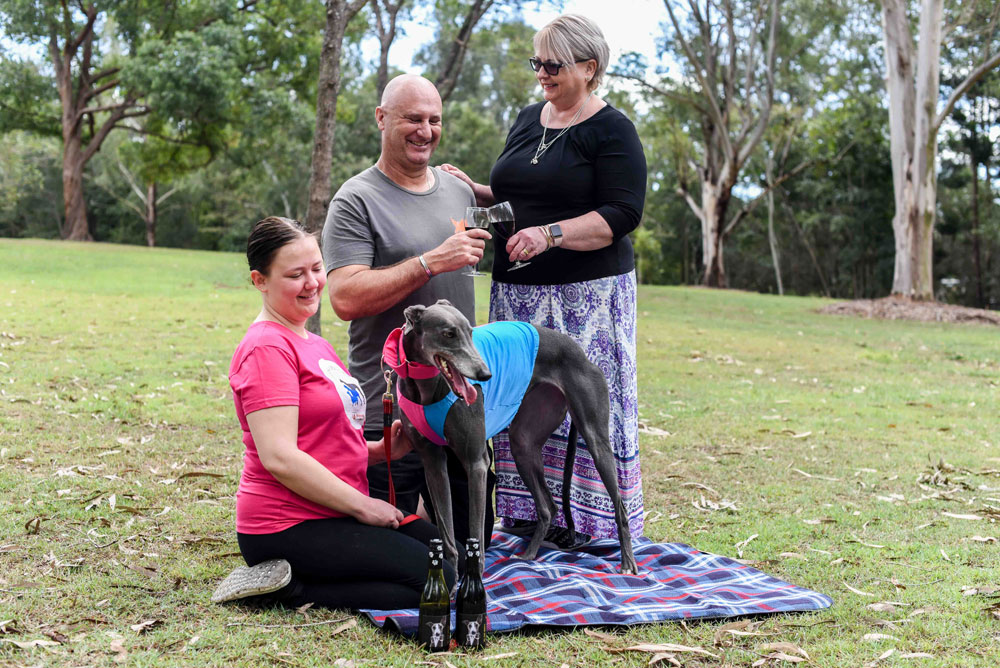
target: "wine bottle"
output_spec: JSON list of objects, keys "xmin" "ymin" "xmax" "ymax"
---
[
  {"xmin": 455, "ymin": 537, "xmax": 487, "ymax": 649},
  {"xmin": 417, "ymin": 539, "xmax": 450, "ymax": 652}
]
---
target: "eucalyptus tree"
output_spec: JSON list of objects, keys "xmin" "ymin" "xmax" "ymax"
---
[
  {"xmin": 617, "ymin": 0, "xmax": 852, "ymax": 289},
  {"xmin": 879, "ymin": 0, "xmax": 1000, "ymax": 299},
  {"xmin": 654, "ymin": 0, "xmax": 780, "ymax": 288},
  {"xmin": 371, "ymin": 0, "xmax": 411, "ymax": 102},
  {"xmin": 0, "ymin": 0, "xmax": 276, "ymax": 242},
  {"xmin": 431, "ymin": 0, "xmax": 497, "ymax": 102}
]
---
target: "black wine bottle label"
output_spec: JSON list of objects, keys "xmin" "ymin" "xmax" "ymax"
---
[
  {"xmin": 456, "ymin": 612, "xmax": 486, "ymax": 648},
  {"xmin": 418, "ymin": 614, "xmax": 450, "ymax": 652}
]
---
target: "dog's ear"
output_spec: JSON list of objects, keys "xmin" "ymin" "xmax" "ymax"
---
[
  {"xmin": 403, "ymin": 304, "xmax": 425, "ymax": 332},
  {"xmin": 434, "ymin": 298, "xmax": 453, "ymax": 308}
]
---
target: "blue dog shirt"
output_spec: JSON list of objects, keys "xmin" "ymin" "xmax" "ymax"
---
[{"xmin": 393, "ymin": 321, "xmax": 540, "ymax": 445}]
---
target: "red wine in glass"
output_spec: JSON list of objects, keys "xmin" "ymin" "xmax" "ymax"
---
[
  {"xmin": 464, "ymin": 206, "xmax": 491, "ymax": 277},
  {"xmin": 488, "ymin": 201, "xmax": 529, "ymax": 271}
]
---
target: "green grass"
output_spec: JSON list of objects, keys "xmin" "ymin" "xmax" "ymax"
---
[{"xmin": 1, "ymin": 238, "xmax": 998, "ymax": 667}]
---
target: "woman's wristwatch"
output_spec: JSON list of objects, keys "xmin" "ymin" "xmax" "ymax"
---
[{"xmin": 544, "ymin": 223, "xmax": 563, "ymax": 248}]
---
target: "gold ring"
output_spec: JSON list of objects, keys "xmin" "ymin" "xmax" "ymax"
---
[{"xmin": 521, "ymin": 248, "xmax": 529, "ymax": 256}]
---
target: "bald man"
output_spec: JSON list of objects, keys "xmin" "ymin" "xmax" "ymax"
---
[{"xmin": 322, "ymin": 74, "xmax": 494, "ymax": 548}]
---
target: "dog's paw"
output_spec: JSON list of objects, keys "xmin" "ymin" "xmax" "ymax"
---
[{"xmin": 619, "ymin": 561, "xmax": 639, "ymax": 576}]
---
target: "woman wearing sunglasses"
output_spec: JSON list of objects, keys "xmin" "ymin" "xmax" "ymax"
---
[{"xmin": 440, "ymin": 14, "xmax": 646, "ymax": 550}]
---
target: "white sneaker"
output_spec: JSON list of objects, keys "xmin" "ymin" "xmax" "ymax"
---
[{"xmin": 210, "ymin": 559, "xmax": 292, "ymax": 604}]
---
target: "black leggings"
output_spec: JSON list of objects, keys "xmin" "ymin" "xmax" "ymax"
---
[
  {"xmin": 365, "ymin": 430, "xmax": 497, "ymax": 550},
  {"xmin": 238, "ymin": 516, "xmax": 456, "ymax": 611}
]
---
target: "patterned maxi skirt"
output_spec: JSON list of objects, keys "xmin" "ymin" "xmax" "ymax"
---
[{"xmin": 489, "ymin": 271, "xmax": 644, "ymax": 539}]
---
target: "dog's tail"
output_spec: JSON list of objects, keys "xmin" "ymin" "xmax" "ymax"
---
[{"xmin": 562, "ymin": 422, "xmax": 578, "ymax": 534}]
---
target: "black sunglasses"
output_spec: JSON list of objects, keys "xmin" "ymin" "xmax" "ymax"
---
[{"xmin": 528, "ymin": 56, "xmax": 591, "ymax": 76}]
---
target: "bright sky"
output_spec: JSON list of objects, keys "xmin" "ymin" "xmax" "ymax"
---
[
  {"xmin": 377, "ymin": 0, "xmax": 665, "ymax": 79},
  {"xmin": 4, "ymin": 2, "xmax": 667, "ymax": 81}
]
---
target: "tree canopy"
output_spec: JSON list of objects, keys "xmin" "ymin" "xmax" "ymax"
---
[{"xmin": 1, "ymin": 0, "xmax": 998, "ymax": 307}]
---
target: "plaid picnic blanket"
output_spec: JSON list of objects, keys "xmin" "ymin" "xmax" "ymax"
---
[{"xmin": 362, "ymin": 531, "xmax": 832, "ymax": 635}]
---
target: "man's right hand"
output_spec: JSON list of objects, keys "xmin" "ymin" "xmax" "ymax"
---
[{"xmin": 422, "ymin": 227, "xmax": 491, "ymax": 275}]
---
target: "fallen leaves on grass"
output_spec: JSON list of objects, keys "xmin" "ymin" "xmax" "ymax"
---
[
  {"xmin": 961, "ymin": 585, "xmax": 1000, "ymax": 597},
  {"xmin": 791, "ymin": 468, "xmax": 840, "ymax": 481},
  {"xmin": 638, "ymin": 422, "xmax": 672, "ymax": 437},
  {"xmin": 108, "ymin": 634, "xmax": 128, "ymax": 663},
  {"xmin": 691, "ymin": 495, "xmax": 739, "ymax": 513},
  {"xmin": 331, "ymin": 619, "xmax": 357, "ymax": 635},
  {"xmin": 712, "ymin": 619, "xmax": 767, "ymax": 647},
  {"xmin": 940, "ymin": 512, "xmax": 981, "ymax": 521},
  {"xmin": 761, "ymin": 642, "xmax": 809, "ymax": 658},
  {"xmin": 918, "ymin": 459, "xmax": 973, "ymax": 489},
  {"xmin": 846, "ymin": 536, "xmax": 885, "ymax": 549},
  {"xmin": 680, "ymin": 481, "xmax": 720, "ymax": 496},
  {"xmin": 752, "ymin": 643, "xmax": 810, "ymax": 666},
  {"xmin": 735, "ymin": 534, "xmax": 759, "ymax": 558},
  {"xmin": 862, "ymin": 648, "xmax": 896, "ymax": 667},
  {"xmin": 584, "ymin": 628, "xmax": 619, "ymax": 642},
  {"xmin": 1, "ymin": 638, "xmax": 61, "ymax": 649},
  {"xmin": 802, "ymin": 517, "xmax": 835, "ymax": 525},
  {"xmin": 608, "ymin": 643, "xmax": 719, "ymax": 663},
  {"xmin": 863, "ymin": 633, "xmax": 899, "ymax": 642},
  {"xmin": 753, "ymin": 653, "xmax": 806, "ymax": 665},
  {"xmin": 969, "ymin": 535, "xmax": 997, "ymax": 543},
  {"xmin": 177, "ymin": 471, "xmax": 225, "ymax": 480},
  {"xmin": 130, "ymin": 619, "xmax": 161, "ymax": 634},
  {"xmin": 843, "ymin": 582, "xmax": 876, "ymax": 597}
]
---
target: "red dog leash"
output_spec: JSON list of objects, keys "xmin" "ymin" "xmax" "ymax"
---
[
  {"xmin": 382, "ymin": 367, "xmax": 420, "ymax": 527},
  {"xmin": 382, "ymin": 369, "xmax": 396, "ymax": 508}
]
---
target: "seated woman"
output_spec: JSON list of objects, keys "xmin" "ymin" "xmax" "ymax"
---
[{"xmin": 211, "ymin": 216, "xmax": 454, "ymax": 609}]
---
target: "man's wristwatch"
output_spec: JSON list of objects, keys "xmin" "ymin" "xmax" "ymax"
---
[{"xmin": 547, "ymin": 223, "xmax": 563, "ymax": 247}]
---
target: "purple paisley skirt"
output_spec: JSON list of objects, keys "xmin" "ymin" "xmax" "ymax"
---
[{"xmin": 489, "ymin": 271, "xmax": 644, "ymax": 539}]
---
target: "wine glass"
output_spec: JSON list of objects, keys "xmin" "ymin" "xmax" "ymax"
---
[
  {"xmin": 463, "ymin": 206, "xmax": 491, "ymax": 277},
  {"xmin": 487, "ymin": 201, "xmax": 529, "ymax": 271}
]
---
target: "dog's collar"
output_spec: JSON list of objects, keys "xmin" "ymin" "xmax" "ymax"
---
[{"xmin": 382, "ymin": 327, "xmax": 440, "ymax": 379}]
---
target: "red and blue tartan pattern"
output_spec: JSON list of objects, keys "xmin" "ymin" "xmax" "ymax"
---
[{"xmin": 362, "ymin": 531, "xmax": 833, "ymax": 635}]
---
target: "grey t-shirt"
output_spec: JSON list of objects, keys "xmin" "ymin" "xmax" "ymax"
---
[{"xmin": 322, "ymin": 165, "xmax": 477, "ymax": 428}]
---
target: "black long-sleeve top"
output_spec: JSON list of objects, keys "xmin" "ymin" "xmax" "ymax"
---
[{"xmin": 488, "ymin": 101, "xmax": 646, "ymax": 285}]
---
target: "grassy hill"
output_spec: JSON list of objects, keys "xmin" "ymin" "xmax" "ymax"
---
[{"xmin": 1, "ymin": 238, "xmax": 998, "ymax": 666}]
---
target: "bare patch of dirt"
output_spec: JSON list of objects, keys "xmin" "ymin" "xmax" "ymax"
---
[{"xmin": 819, "ymin": 296, "xmax": 1000, "ymax": 326}]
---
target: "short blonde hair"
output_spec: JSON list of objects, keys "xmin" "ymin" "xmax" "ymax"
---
[{"xmin": 534, "ymin": 14, "xmax": 609, "ymax": 92}]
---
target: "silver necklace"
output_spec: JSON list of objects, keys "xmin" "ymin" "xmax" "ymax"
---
[{"xmin": 531, "ymin": 93, "xmax": 593, "ymax": 165}]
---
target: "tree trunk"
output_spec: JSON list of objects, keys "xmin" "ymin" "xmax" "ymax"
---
[
  {"xmin": 970, "ymin": 156, "xmax": 983, "ymax": 308},
  {"xmin": 434, "ymin": 0, "xmax": 494, "ymax": 102},
  {"xmin": 304, "ymin": 0, "xmax": 368, "ymax": 335},
  {"xmin": 665, "ymin": 0, "xmax": 779, "ymax": 291},
  {"xmin": 699, "ymin": 179, "xmax": 730, "ymax": 288},
  {"xmin": 372, "ymin": 0, "xmax": 404, "ymax": 104},
  {"xmin": 765, "ymin": 155, "xmax": 783, "ymax": 295},
  {"xmin": 882, "ymin": 0, "xmax": 939, "ymax": 299},
  {"xmin": 48, "ymin": 4, "xmax": 135, "ymax": 243},
  {"xmin": 61, "ymin": 134, "xmax": 91, "ymax": 241},
  {"xmin": 881, "ymin": 0, "xmax": 1000, "ymax": 299},
  {"xmin": 145, "ymin": 182, "xmax": 157, "ymax": 247}
]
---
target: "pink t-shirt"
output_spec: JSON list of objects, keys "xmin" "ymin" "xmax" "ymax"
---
[{"xmin": 229, "ymin": 321, "xmax": 369, "ymax": 534}]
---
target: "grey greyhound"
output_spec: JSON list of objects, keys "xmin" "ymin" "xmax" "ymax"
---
[{"xmin": 382, "ymin": 299, "xmax": 637, "ymax": 576}]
